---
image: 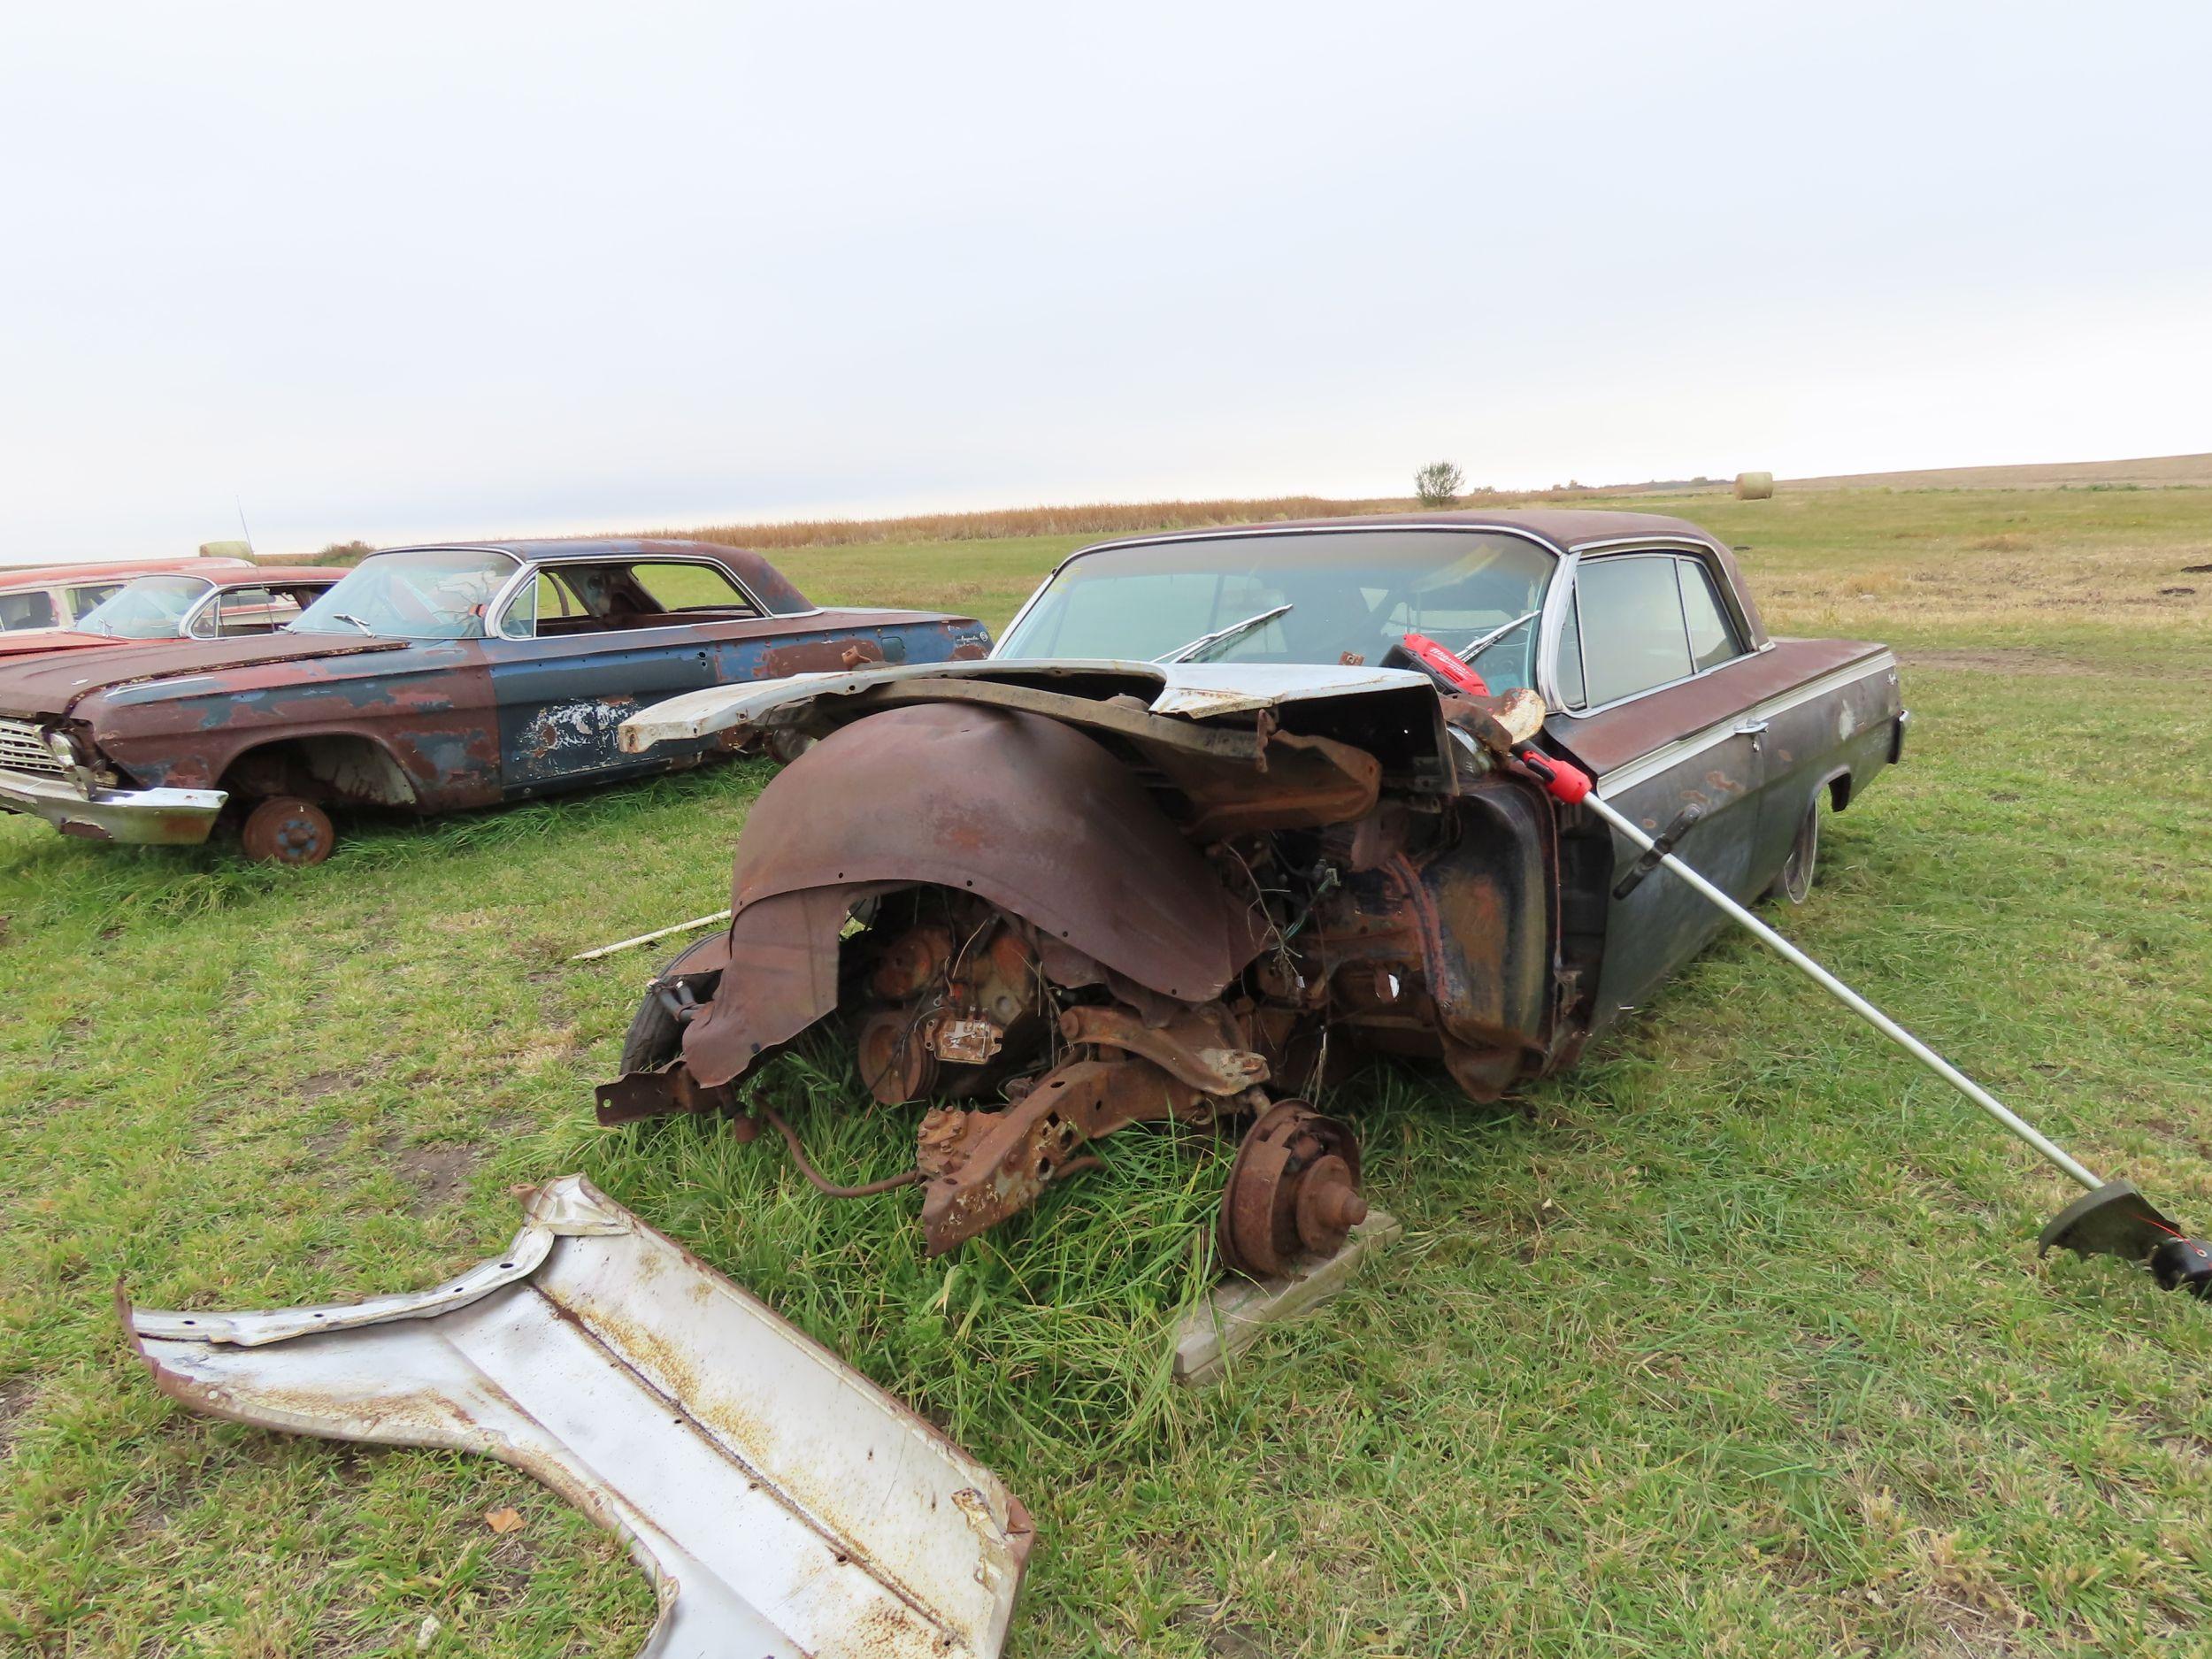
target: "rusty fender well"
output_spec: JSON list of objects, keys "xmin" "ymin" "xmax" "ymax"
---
[
  {"xmin": 681, "ymin": 702, "xmax": 1273, "ymax": 1089},
  {"xmin": 1325, "ymin": 773, "xmax": 1563, "ymax": 1100}
]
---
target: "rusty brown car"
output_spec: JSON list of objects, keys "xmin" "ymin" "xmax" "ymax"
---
[
  {"xmin": 0, "ymin": 539, "xmax": 988, "ymax": 864},
  {"xmin": 595, "ymin": 511, "xmax": 1907, "ymax": 1275}
]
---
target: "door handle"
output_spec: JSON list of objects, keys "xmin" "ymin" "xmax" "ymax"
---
[{"xmin": 1733, "ymin": 718, "xmax": 1770, "ymax": 735}]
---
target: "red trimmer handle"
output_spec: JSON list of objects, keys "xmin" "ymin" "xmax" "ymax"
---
[
  {"xmin": 1513, "ymin": 744, "xmax": 1593, "ymax": 804},
  {"xmin": 1397, "ymin": 631, "xmax": 1489, "ymax": 697}
]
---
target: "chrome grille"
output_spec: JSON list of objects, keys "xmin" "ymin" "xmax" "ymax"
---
[{"xmin": 0, "ymin": 717, "xmax": 65, "ymax": 776}]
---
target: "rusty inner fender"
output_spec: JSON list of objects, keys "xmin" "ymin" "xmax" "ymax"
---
[{"xmin": 682, "ymin": 702, "xmax": 1274, "ymax": 1089}]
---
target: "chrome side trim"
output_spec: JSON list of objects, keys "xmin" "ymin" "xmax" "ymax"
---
[{"xmin": 1586, "ymin": 652, "xmax": 1900, "ymax": 795}]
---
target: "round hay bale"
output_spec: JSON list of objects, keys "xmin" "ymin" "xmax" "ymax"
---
[
  {"xmin": 1734, "ymin": 472, "xmax": 1775, "ymax": 500},
  {"xmin": 198, "ymin": 540, "xmax": 253, "ymax": 559}
]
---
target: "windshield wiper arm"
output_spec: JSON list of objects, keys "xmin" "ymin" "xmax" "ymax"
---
[
  {"xmin": 1155, "ymin": 603, "xmax": 1293, "ymax": 664},
  {"xmin": 327, "ymin": 612, "xmax": 376, "ymax": 635},
  {"xmin": 1456, "ymin": 609, "xmax": 1541, "ymax": 663}
]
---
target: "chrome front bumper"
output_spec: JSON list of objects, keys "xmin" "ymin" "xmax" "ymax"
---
[{"xmin": 0, "ymin": 765, "xmax": 226, "ymax": 845}]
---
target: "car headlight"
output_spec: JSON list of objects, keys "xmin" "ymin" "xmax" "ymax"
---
[{"xmin": 45, "ymin": 730, "xmax": 77, "ymax": 769}]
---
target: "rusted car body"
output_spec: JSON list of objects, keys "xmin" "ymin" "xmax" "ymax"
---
[
  {"xmin": 598, "ymin": 511, "xmax": 1906, "ymax": 1272},
  {"xmin": 0, "ymin": 538, "xmax": 988, "ymax": 863},
  {"xmin": 0, "ymin": 566, "xmax": 340, "ymax": 663}
]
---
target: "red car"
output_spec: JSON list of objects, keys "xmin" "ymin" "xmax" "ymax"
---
[
  {"xmin": 0, "ymin": 567, "xmax": 340, "ymax": 662},
  {"xmin": 0, "ymin": 556, "xmax": 257, "ymax": 635}
]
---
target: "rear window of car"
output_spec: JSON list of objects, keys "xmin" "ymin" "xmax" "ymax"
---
[
  {"xmin": 628, "ymin": 561, "xmax": 757, "ymax": 614},
  {"xmin": 1556, "ymin": 552, "xmax": 1747, "ymax": 708},
  {"xmin": 1678, "ymin": 559, "xmax": 1742, "ymax": 672},
  {"xmin": 68, "ymin": 582, "xmax": 125, "ymax": 618},
  {"xmin": 0, "ymin": 588, "xmax": 58, "ymax": 630}
]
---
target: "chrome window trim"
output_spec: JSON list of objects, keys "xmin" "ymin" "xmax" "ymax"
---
[
  {"xmin": 1538, "ymin": 543, "xmax": 1765, "ymax": 718},
  {"xmin": 485, "ymin": 551, "xmax": 788, "ymax": 641},
  {"xmin": 1591, "ymin": 652, "xmax": 1899, "ymax": 793},
  {"xmin": 990, "ymin": 522, "xmax": 1570, "ymax": 663},
  {"xmin": 176, "ymin": 580, "xmax": 229, "ymax": 640}
]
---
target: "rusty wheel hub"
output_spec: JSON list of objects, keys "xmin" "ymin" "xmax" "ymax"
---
[
  {"xmin": 239, "ymin": 796, "xmax": 334, "ymax": 867},
  {"xmin": 1217, "ymin": 1100, "xmax": 1367, "ymax": 1279}
]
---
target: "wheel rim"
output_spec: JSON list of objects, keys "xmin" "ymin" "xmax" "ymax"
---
[
  {"xmin": 241, "ymin": 797, "xmax": 334, "ymax": 866},
  {"xmin": 1780, "ymin": 803, "xmax": 1818, "ymax": 903}
]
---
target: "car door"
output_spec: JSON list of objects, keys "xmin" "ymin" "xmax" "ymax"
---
[
  {"xmin": 1543, "ymin": 549, "xmax": 1769, "ymax": 1023},
  {"xmin": 482, "ymin": 559, "xmax": 735, "ymax": 795}
]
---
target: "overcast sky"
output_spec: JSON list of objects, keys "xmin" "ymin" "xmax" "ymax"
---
[{"xmin": 3, "ymin": 3, "xmax": 2206, "ymax": 564}]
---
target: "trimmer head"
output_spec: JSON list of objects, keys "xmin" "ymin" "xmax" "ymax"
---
[{"xmin": 2039, "ymin": 1179, "xmax": 2212, "ymax": 1297}]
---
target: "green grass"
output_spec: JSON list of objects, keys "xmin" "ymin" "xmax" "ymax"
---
[{"xmin": 4, "ymin": 489, "xmax": 2212, "ymax": 1655}]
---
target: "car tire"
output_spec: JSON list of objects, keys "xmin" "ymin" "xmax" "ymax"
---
[
  {"xmin": 238, "ymin": 796, "xmax": 336, "ymax": 867},
  {"xmin": 1772, "ymin": 799, "xmax": 1819, "ymax": 904},
  {"xmin": 618, "ymin": 935, "xmax": 726, "ymax": 1073}
]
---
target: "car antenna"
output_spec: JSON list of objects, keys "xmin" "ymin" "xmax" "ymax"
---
[{"xmin": 235, "ymin": 497, "xmax": 257, "ymax": 560}]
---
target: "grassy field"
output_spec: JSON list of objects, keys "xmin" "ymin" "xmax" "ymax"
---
[{"xmin": 4, "ymin": 487, "xmax": 2210, "ymax": 1656}]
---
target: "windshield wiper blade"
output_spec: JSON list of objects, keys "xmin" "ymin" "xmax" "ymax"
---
[
  {"xmin": 328, "ymin": 612, "xmax": 376, "ymax": 635},
  {"xmin": 1456, "ymin": 609, "xmax": 1540, "ymax": 663},
  {"xmin": 1155, "ymin": 603, "xmax": 1293, "ymax": 664}
]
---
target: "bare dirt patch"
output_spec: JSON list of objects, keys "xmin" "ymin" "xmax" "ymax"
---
[
  {"xmin": 0, "ymin": 1373, "xmax": 36, "ymax": 1458},
  {"xmin": 1894, "ymin": 648, "xmax": 2097, "ymax": 677},
  {"xmin": 388, "ymin": 1141, "xmax": 480, "ymax": 1213}
]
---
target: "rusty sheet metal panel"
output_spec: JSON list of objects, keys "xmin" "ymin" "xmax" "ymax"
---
[
  {"xmin": 123, "ymin": 1175, "xmax": 1032, "ymax": 1659},
  {"xmin": 89, "ymin": 641, "xmax": 505, "ymax": 805},
  {"xmin": 682, "ymin": 703, "xmax": 1271, "ymax": 1089},
  {"xmin": 0, "ymin": 632, "xmax": 410, "ymax": 720}
]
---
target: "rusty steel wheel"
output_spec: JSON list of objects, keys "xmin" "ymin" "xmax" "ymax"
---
[
  {"xmin": 238, "ymin": 796, "xmax": 335, "ymax": 867},
  {"xmin": 1217, "ymin": 1100, "xmax": 1368, "ymax": 1279}
]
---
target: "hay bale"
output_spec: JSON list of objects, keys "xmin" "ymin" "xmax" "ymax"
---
[
  {"xmin": 198, "ymin": 540, "xmax": 253, "ymax": 560},
  {"xmin": 1734, "ymin": 472, "xmax": 1775, "ymax": 501}
]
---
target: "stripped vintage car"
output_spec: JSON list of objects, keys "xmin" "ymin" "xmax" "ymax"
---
[
  {"xmin": 0, "ymin": 538, "xmax": 988, "ymax": 864},
  {"xmin": 597, "ymin": 511, "xmax": 1907, "ymax": 1275},
  {"xmin": 0, "ymin": 566, "xmax": 341, "ymax": 663}
]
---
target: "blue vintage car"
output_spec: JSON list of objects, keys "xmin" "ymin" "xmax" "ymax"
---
[{"xmin": 0, "ymin": 538, "xmax": 989, "ymax": 863}]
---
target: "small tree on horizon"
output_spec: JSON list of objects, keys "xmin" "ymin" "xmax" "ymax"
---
[{"xmin": 1414, "ymin": 460, "xmax": 1464, "ymax": 507}]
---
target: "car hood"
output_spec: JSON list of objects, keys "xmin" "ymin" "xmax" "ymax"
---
[
  {"xmin": 0, "ymin": 632, "xmax": 412, "ymax": 718},
  {"xmin": 621, "ymin": 657, "xmax": 1437, "ymax": 750},
  {"xmin": 0, "ymin": 630, "xmax": 116, "ymax": 663}
]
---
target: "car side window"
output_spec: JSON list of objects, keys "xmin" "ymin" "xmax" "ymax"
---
[
  {"xmin": 1, "ymin": 589, "xmax": 58, "ymax": 630},
  {"xmin": 629, "ymin": 562, "xmax": 758, "ymax": 616},
  {"xmin": 1571, "ymin": 556, "xmax": 1693, "ymax": 707},
  {"xmin": 69, "ymin": 583, "xmax": 124, "ymax": 619},
  {"xmin": 1678, "ymin": 558, "xmax": 1743, "ymax": 671},
  {"xmin": 211, "ymin": 586, "xmax": 309, "ymax": 636},
  {"xmin": 1553, "ymin": 590, "xmax": 1587, "ymax": 707}
]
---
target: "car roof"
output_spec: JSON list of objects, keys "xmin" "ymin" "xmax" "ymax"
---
[
  {"xmin": 370, "ymin": 537, "xmax": 812, "ymax": 614},
  {"xmin": 1092, "ymin": 506, "xmax": 1727, "ymax": 554},
  {"xmin": 206, "ymin": 565, "xmax": 340, "ymax": 584},
  {"xmin": 0, "ymin": 557, "xmax": 258, "ymax": 588}
]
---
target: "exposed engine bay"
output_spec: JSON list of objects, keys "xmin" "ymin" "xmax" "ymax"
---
[{"xmin": 597, "ymin": 665, "xmax": 1574, "ymax": 1274}]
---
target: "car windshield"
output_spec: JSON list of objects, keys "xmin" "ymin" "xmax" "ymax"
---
[
  {"xmin": 79, "ymin": 575, "xmax": 214, "ymax": 638},
  {"xmin": 292, "ymin": 548, "xmax": 518, "ymax": 640},
  {"xmin": 995, "ymin": 528, "xmax": 1559, "ymax": 689}
]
